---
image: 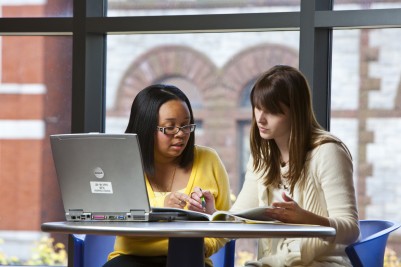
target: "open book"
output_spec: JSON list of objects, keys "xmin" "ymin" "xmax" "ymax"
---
[{"xmin": 153, "ymin": 206, "xmax": 278, "ymax": 223}]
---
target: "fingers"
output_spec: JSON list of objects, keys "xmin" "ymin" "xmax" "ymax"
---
[
  {"xmin": 201, "ymin": 190, "xmax": 214, "ymax": 202},
  {"xmin": 178, "ymin": 200, "xmax": 186, "ymax": 207},
  {"xmin": 188, "ymin": 194, "xmax": 205, "ymax": 212},
  {"xmin": 190, "ymin": 187, "xmax": 203, "ymax": 198},
  {"xmin": 271, "ymin": 192, "xmax": 296, "ymax": 209},
  {"xmin": 170, "ymin": 191, "xmax": 188, "ymax": 208},
  {"xmin": 188, "ymin": 187, "xmax": 209, "ymax": 212},
  {"xmin": 265, "ymin": 208, "xmax": 288, "ymax": 222},
  {"xmin": 190, "ymin": 187, "xmax": 213, "ymax": 201},
  {"xmin": 189, "ymin": 187, "xmax": 204, "ymax": 205},
  {"xmin": 189, "ymin": 188, "xmax": 217, "ymax": 215},
  {"xmin": 167, "ymin": 189, "xmax": 209, "ymax": 211},
  {"xmin": 272, "ymin": 201, "xmax": 296, "ymax": 210},
  {"xmin": 281, "ymin": 191, "xmax": 293, "ymax": 202},
  {"xmin": 267, "ymin": 195, "xmax": 308, "ymax": 224}
]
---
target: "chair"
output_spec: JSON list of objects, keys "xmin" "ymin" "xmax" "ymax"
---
[
  {"xmin": 70, "ymin": 234, "xmax": 115, "ymax": 267},
  {"xmin": 70, "ymin": 234, "xmax": 85, "ymax": 267},
  {"xmin": 71, "ymin": 234, "xmax": 235, "ymax": 267},
  {"xmin": 210, "ymin": 239, "xmax": 236, "ymax": 267},
  {"xmin": 345, "ymin": 220, "xmax": 401, "ymax": 267}
]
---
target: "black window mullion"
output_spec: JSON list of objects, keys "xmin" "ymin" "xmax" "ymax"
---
[
  {"xmin": 299, "ymin": 0, "xmax": 333, "ymax": 131},
  {"xmin": 72, "ymin": 0, "xmax": 106, "ymax": 133}
]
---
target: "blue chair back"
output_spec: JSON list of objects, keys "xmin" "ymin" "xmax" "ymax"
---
[
  {"xmin": 71, "ymin": 234, "xmax": 115, "ymax": 267},
  {"xmin": 71, "ymin": 234, "xmax": 85, "ymax": 267},
  {"xmin": 71, "ymin": 235, "xmax": 235, "ymax": 267},
  {"xmin": 83, "ymin": 235, "xmax": 116, "ymax": 267},
  {"xmin": 345, "ymin": 220, "xmax": 401, "ymax": 267},
  {"xmin": 210, "ymin": 239, "xmax": 236, "ymax": 267}
]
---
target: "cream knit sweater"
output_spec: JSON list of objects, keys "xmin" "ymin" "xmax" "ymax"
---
[{"xmin": 232, "ymin": 142, "xmax": 360, "ymax": 267}]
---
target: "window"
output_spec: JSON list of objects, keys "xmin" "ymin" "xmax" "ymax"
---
[
  {"xmin": 334, "ymin": 0, "xmax": 401, "ymax": 10},
  {"xmin": 0, "ymin": 0, "xmax": 72, "ymax": 17},
  {"xmin": 105, "ymin": 31, "xmax": 299, "ymax": 196},
  {"xmin": 2, "ymin": 0, "xmax": 401, "ymax": 265},
  {"xmin": 331, "ymin": 28, "xmax": 401, "ymax": 250},
  {"xmin": 0, "ymin": 35, "xmax": 71, "ymax": 264},
  {"xmin": 107, "ymin": 0, "xmax": 301, "ymax": 16}
]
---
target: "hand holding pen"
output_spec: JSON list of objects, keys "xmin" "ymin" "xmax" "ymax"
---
[{"xmin": 187, "ymin": 187, "xmax": 215, "ymax": 214}]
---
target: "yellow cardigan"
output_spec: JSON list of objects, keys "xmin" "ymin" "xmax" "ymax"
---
[{"xmin": 108, "ymin": 145, "xmax": 231, "ymax": 265}]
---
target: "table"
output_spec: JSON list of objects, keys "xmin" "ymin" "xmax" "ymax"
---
[{"xmin": 42, "ymin": 221, "xmax": 336, "ymax": 267}]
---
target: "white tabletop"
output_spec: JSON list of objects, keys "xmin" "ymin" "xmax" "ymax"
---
[
  {"xmin": 41, "ymin": 221, "xmax": 336, "ymax": 238},
  {"xmin": 42, "ymin": 221, "xmax": 335, "ymax": 267}
]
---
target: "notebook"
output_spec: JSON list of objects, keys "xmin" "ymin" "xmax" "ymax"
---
[{"xmin": 50, "ymin": 133, "xmax": 193, "ymax": 222}]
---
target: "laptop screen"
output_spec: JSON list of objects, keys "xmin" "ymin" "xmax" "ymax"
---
[{"xmin": 50, "ymin": 133, "xmax": 151, "ymax": 221}]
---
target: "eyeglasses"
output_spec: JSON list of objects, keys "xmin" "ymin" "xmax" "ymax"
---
[{"xmin": 156, "ymin": 124, "xmax": 196, "ymax": 135}]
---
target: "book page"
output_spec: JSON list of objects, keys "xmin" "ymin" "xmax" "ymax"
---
[
  {"xmin": 209, "ymin": 207, "xmax": 278, "ymax": 223},
  {"xmin": 152, "ymin": 206, "xmax": 278, "ymax": 223},
  {"xmin": 232, "ymin": 206, "xmax": 276, "ymax": 221}
]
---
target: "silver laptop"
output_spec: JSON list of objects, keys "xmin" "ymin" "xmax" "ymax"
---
[{"xmin": 50, "ymin": 133, "xmax": 192, "ymax": 222}]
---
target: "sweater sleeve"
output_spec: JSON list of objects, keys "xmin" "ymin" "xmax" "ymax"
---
[
  {"xmin": 299, "ymin": 142, "xmax": 360, "ymax": 264},
  {"xmin": 314, "ymin": 142, "xmax": 360, "ymax": 245},
  {"xmin": 231, "ymin": 156, "xmax": 263, "ymax": 212},
  {"xmin": 194, "ymin": 146, "xmax": 232, "ymax": 258}
]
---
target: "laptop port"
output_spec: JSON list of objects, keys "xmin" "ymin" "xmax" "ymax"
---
[{"xmin": 93, "ymin": 215, "xmax": 106, "ymax": 220}]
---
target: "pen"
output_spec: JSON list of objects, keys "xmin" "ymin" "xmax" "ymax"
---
[
  {"xmin": 201, "ymin": 196, "xmax": 206, "ymax": 208},
  {"xmin": 200, "ymin": 188, "xmax": 206, "ymax": 208}
]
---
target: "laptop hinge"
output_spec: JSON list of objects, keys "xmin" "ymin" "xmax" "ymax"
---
[{"xmin": 129, "ymin": 210, "xmax": 148, "ymax": 221}]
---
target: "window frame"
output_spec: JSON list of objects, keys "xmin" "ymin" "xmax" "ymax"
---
[{"xmin": 2, "ymin": 0, "xmax": 401, "ymax": 131}]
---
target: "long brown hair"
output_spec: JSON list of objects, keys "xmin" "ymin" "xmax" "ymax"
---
[{"xmin": 250, "ymin": 65, "xmax": 348, "ymax": 193}]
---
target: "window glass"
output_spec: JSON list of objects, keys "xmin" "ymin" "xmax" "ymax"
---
[
  {"xmin": 105, "ymin": 31, "xmax": 299, "ymax": 192},
  {"xmin": 334, "ymin": 0, "xmax": 401, "ymax": 10},
  {"xmin": 331, "ymin": 28, "xmax": 401, "ymax": 257},
  {"xmin": 107, "ymin": 0, "xmax": 300, "ymax": 16},
  {"xmin": 105, "ymin": 31, "xmax": 299, "ymax": 264},
  {"xmin": 0, "ymin": 0, "xmax": 72, "ymax": 18},
  {"xmin": 0, "ymin": 36, "xmax": 71, "ymax": 265}
]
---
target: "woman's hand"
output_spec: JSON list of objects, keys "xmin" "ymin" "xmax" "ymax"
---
[
  {"xmin": 187, "ymin": 187, "xmax": 216, "ymax": 214},
  {"xmin": 266, "ymin": 192, "xmax": 307, "ymax": 224},
  {"xmin": 164, "ymin": 191, "xmax": 189, "ymax": 209},
  {"xmin": 265, "ymin": 192, "xmax": 329, "ymax": 226}
]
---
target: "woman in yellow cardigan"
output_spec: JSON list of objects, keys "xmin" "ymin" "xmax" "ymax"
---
[{"xmin": 104, "ymin": 84, "xmax": 231, "ymax": 267}]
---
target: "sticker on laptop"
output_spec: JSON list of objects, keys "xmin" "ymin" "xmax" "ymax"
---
[{"xmin": 90, "ymin": 181, "xmax": 113, "ymax": 194}]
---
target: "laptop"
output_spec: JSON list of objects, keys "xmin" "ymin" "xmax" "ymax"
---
[{"xmin": 50, "ymin": 133, "xmax": 195, "ymax": 222}]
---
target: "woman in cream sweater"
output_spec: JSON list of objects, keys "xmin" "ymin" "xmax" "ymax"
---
[{"xmin": 194, "ymin": 65, "xmax": 359, "ymax": 266}]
